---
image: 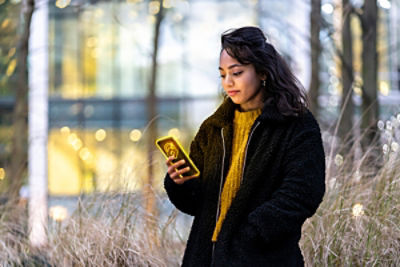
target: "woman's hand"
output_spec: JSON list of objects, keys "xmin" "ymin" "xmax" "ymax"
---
[{"xmin": 166, "ymin": 156, "xmax": 198, "ymax": 184}]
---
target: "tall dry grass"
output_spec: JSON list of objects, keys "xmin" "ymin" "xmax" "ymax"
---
[
  {"xmin": 301, "ymin": 113, "xmax": 400, "ymax": 266},
  {"xmin": 301, "ymin": 152, "xmax": 400, "ymax": 266},
  {"xmin": 0, "ymin": 192, "xmax": 189, "ymax": 266},
  {"xmin": 46, "ymin": 193, "xmax": 188, "ymax": 266},
  {"xmin": 0, "ymin": 113, "xmax": 399, "ymax": 266}
]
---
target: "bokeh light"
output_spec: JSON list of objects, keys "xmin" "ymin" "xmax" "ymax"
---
[
  {"xmin": 6, "ymin": 59, "xmax": 16, "ymax": 76},
  {"xmin": 383, "ymin": 144, "xmax": 389, "ymax": 154},
  {"xmin": 322, "ymin": 3, "xmax": 333, "ymax": 14},
  {"xmin": 68, "ymin": 133, "xmax": 83, "ymax": 151},
  {"xmin": 353, "ymin": 86, "xmax": 362, "ymax": 96},
  {"xmin": 149, "ymin": 1, "xmax": 160, "ymax": 15},
  {"xmin": 168, "ymin": 128, "xmax": 181, "ymax": 139},
  {"xmin": 391, "ymin": 142, "xmax": 399, "ymax": 152},
  {"xmin": 1, "ymin": 19, "xmax": 10, "ymax": 29},
  {"xmin": 0, "ymin": 168, "xmax": 5, "ymax": 180},
  {"xmin": 377, "ymin": 120, "xmax": 384, "ymax": 130},
  {"xmin": 378, "ymin": 0, "xmax": 391, "ymax": 9},
  {"xmin": 129, "ymin": 129, "xmax": 142, "ymax": 142},
  {"xmin": 95, "ymin": 129, "xmax": 107, "ymax": 142},
  {"xmin": 60, "ymin": 126, "xmax": 71, "ymax": 135},
  {"xmin": 386, "ymin": 120, "xmax": 392, "ymax": 131},
  {"xmin": 163, "ymin": 0, "xmax": 173, "ymax": 8},
  {"xmin": 173, "ymin": 13, "xmax": 183, "ymax": 22},
  {"xmin": 49, "ymin": 205, "xmax": 68, "ymax": 222},
  {"xmin": 79, "ymin": 147, "xmax": 92, "ymax": 161},
  {"xmin": 55, "ymin": 0, "xmax": 71, "ymax": 8},
  {"xmin": 352, "ymin": 203, "xmax": 364, "ymax": 217},
  {"xmin": 334, "ymin": 154, "xmax": 343, "ymax": 166},
  {"xmin": 379, "ymin": 81, "xmax": 389, "ymax": 96}
]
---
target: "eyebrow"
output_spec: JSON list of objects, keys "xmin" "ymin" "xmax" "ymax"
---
[{"xmin": 218, "ymin": 64, "xmax": 243, "ymax": 71}]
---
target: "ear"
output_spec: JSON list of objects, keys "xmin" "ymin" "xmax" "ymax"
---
[{"xmin": 258, "ymin": 73, "xmax": 267, "ymax": 81}]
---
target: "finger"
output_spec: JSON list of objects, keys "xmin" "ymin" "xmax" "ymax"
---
[
  {"xmin": 170, "ymin": 166, "xmax": 190, "ymax": 179},
  {"xmin": 167, "ymin": 158, "xmax": 185, "ymax": 170},
  {"xmin": 167, "ymin": 158, "xmax": 180, "ymax": 174},
  {"xmin": 176, "ymin": 166, "xmax": 190, "ymax": 176},
  {"xmin": 172, "ymin": 159, "xmax": 186, "ymax": 169},
  {"xmin": 167, "ymin": 161, "xmax": 185, "ymax": 175},
  {"xmin": 172, "ymin": 174, "xmax": 198, "ymax": 184},
  {"xmin": 168, "ymin": 160, "xmax": 186, "ymax": 174},
  {"xmin": 167, "ymin": 164, "xmax": 179, "ymax": 176},
  {"xmin": 170, "ymin": 171, "xmax": 197, "ymax": 182},
  {"xmin": 166, "ymin": 156, "xmax": 175, "ymax": 166}
]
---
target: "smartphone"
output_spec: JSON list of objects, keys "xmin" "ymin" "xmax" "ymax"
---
[{"xmin": 155, "ymin": 136, "xmax": 200, "ymax": 178}]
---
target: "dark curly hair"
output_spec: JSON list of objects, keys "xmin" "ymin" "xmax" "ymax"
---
[{"xmin": 221, "ymin": 26, "xmax": 309, "ymax": 117}]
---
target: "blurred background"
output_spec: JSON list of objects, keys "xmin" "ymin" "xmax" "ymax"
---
[{"xmin": 0, "ymin": 0, "xmax": 400, "ymax": 252}]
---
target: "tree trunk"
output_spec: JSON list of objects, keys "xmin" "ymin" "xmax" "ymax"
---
[
  {"xmin": 28, "ymin": 0, "xmax": 49, "ymax": 248},
  {"xmin": 8, "ymin": 0, "xmax": 34, "ymax": 200},
  {"xmin": 145, "ymin": 0, "xmax": 164, "ymax": 234},
  {"xmin": 338, "ymin": 0, "xmax": 355, "ymax": 159},
  {"xmin": 308, "ymin": 0, "xmax": 322, "ymax": 119},
  {"xmin": 360, "ymin": 0, "xmax": 380, "ymax": 168}
]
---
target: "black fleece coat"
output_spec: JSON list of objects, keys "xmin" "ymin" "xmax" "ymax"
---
[{"xmin": 164, "ymin": 98, "xmax": 326, "ymax": 267}]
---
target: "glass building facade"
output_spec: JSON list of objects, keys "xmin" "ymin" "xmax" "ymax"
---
[{"xmin": 43, "ymin": 0, "xmax": 312, "ymax": 195}]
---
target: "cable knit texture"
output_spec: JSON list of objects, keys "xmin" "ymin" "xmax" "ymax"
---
[
  {"xmin": 164, "ymin": 98, "xmax": 326, "ymax": 267},
  {"xmin": 212, "ymin": 108, "xmax": 261, "ymax": 242}
]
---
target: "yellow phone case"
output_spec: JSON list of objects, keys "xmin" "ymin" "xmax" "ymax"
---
[{"xmin": 155, "ymin": 136, "xmax": 200, "ymax": 178}]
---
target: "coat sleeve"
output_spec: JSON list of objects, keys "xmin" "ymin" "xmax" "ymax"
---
[
  {"xmin": 246, "ymin": 126, "xmax": 326, "ymax": 244},
  {"xmin": 164, "ymin": 129, "xmax": 205, "ymax": 216}
]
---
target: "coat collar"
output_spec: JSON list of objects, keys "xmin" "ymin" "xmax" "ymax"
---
[{"xmin": 206, "ymin": 98, "xmax": 289, "ymax": 128}]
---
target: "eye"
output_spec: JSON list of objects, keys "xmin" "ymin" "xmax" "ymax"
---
[
  {"xmin": 219, "ymin": 74, "xmax": 225, "ymax": 78},
  {"xmin": 233, "ymin": 71, "xmax": 243, "ymax": 76}
]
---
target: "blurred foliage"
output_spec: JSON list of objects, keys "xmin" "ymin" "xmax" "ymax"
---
[
  {"xmin": 0, "ymin": 0, "xmax": 21, "ymax": 194},
  {"xmin": 0, "ymin": 0, "xmax": 21, "ymax": 96}
]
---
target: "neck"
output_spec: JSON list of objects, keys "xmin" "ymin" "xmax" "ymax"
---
[{"xmin": 239, "ymin": 102, "xmax": 263, "ymax": 112}]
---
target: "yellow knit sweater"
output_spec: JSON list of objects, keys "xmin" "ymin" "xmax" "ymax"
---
[{"xmin": 212, "ymin": 108, "xmax": 262, "ymax": 242}]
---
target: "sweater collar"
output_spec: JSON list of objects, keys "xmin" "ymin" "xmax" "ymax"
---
[{"xmin": 207, "ymin": 98, "xmax": 288, "ymax": 128}]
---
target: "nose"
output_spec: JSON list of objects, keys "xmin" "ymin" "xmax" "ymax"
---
[{"xmin": 223, "ymin": 74, "xmax": 234, "ymax": 88}]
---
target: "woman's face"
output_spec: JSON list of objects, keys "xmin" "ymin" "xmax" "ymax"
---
[{"xmin": 219, "ymin": 49, "xmax": 265, "ymax": 111}]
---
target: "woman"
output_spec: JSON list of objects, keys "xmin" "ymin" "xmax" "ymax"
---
[{"xmin": 164, "ymin": 26, "xmax": 325, "ymax": 266}]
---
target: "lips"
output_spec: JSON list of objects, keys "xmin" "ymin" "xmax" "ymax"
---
[{"xmin": 227, "ymin": 90, "xmax": 240, "ymax": 96}]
